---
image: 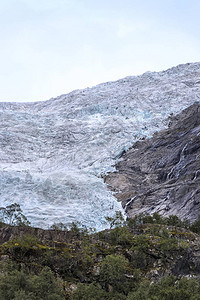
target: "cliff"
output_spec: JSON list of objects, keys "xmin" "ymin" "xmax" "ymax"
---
[{"xmin": 105, "ymin": 102, "xmax": 200, "ymax": 222}]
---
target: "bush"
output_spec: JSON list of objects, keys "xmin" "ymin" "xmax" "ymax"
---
[
  {"xmin": 106, "ymin": 226, "xmax": 133, "ymax": 246},
  {"xmin": 127, "ymin": 212, "xmax": 190, "ymax": 230},
  {"xmin": 0, "ymin": 267, "xmax": 65, "ymax": 300},
  {"xmin": 105, "ymin": 211, "xmax": 125, "ymax": 229},
  {"xmin": 190, "ymin": 217, "xmax": 200, "ymax": 234},
  {"xmin": 127, "ymin": 276, "xmax": 200, "ymax": 300},
  {"xmin": 0, "ymin": 270, "xmax": 28, "ymax": 300},
  {"xmin": 166, "ymin": 215, "xmax": 189, "ymax": 228},
  {"xmin": 29, "ymin": 267, "xmax": 64, "ymax": 299},
  {"xmin": 71, "ymin": 283, "xmax": 108, "ymax": 300},
  {"xmin": 99, "ymin": 254, "xmax": 130, "ymax": 293}
]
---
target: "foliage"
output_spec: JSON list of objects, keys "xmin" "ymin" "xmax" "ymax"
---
[
  {"xmin": 0, "ymin": 267, "xmax": 64, "ymax": 300},
  {"xmin": 0, "ymin": 211, "xmax": 199, "ymax": 299},
  {"xmin": 1, "ymin": 234, "xmax": 41, "ymax": 262},
  {"xmin": 50, "ymin": 222, "xmax": 67, "ymax": 231},
  {"xmin": 105, "ymin": 211, "xmax": 125, "ymax": 229},
  {"xmin": 29, "ymin": 267, "xmax": 64, "ymax": 299},
  {"xmin": 71, "ymin": 282, "xmax": 128, "ymax": 300},
  {"xmin": 127, "ymin": 276, "xmax": 200, "ymax": 300},
  {"xmin": 189, "ymin": 216, "xmax": 200, "ymax": 234},
  {"xmin": 126, "ymin": 212, "xmax": 190, "ymax": 230},
  {"xmin": 70, "ymin": 221, "xmax": 89, "ymax": 237},
  {"xmin": 0, "ymin": 203, "xmax": 30, "ymax": 226},
  {"xmin": 13, "ymin": 234, "xmax": 39, "ymax": 247},
  {"xmin": 99, "ymin": 254, "xmax": 131, "ymax": 293},
  {"xmin": 70, "ymin": 283, "xmax": 108, "ymax": 300},
  {"xmin": 166, "ymin": 215, "xmax": 190, "ymax": 228},
  {"xmin": 103, "ymin": 226, "xmax": 133, "ymax": 246},
  {"xmin": 129, "ymin": 235, "xmax": 151, "ymax": 269}
]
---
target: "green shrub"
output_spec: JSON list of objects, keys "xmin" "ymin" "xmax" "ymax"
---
[
  {"xmin": 106, "ymin": 226, "xmax": 132, "ymax": 246},
  {"xmin": 29, "ymin": 267, "xmax": 64, "ymax": 299},
  {"xmin": 0, "ymin": 266, "xmax": 64, "ymax": 300},
  {"xmin": 127, "ymin": 276, "xmax": 200, "ymax": 300},
  {"xmin": 105, "ymin": 211, "xmax": 125, "ymax": 229},
  {"xmin": 70, "ymin": 283, "xmax": 108, "ymax": 300},
  {"xmin": 127, "ymin": 213, "xmax": 190, "ymax": 230},
  {"xmin": 99, "ymin": 254, "xmax": 131, "ymax": 293},
  {"xmin": 190, "ymin": 217, "xmax": 200, "ymax": 234}
]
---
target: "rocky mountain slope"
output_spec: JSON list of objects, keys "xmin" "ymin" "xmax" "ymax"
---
[
  {"xmin": 105, "ymin": 102, "xmax": 200, "ymax": 222},
  {"xmin": 1, "ymin": 215, "xmax": 200, "ymax": 299},
  {"xmin": 0, "ymin": 62, "xmax": 200, "ymax": 229}
]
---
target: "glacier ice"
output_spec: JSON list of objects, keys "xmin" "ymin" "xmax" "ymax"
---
[{"xmin": 0, "ymin": 62, "xmax": 200, "ymax": 229}]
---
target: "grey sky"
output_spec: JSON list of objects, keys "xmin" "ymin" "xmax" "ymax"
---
[{"xmin": 0, "ymin": 0, "xmax": 200, "ymax": 102}]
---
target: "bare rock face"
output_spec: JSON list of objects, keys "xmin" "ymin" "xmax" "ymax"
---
[
  {"xmin": 105, "ymin": 102, "xmax": 200, "ymax": 222},
  {"xmin": 0, "ymin": 62, "xmax": 200, "ymax": 229}
]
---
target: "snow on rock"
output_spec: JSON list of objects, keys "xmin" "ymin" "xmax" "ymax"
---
[{"xmin": 0, "ymin": 62, "xmax": 200, "ymax": 229}]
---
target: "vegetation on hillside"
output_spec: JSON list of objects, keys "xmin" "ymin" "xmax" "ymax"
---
[{"xmin": 0, "ymin": 204, "xmax": 200, "ymax": 299}]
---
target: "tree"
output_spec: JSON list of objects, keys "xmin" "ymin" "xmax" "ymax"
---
[
  {"xmin": 29, "ymin": 267, "xmax": 64, "ymax": 299},
  {"xmin": 105, "ymin": 211, "xmax": 125, "ymax": 229},
  {"xmin": 127, "ymin": 276, "xmax": 200, "ymax": 300},
  {"xmin": 0, "ymin": 203, "xmax": 30, "ymax": 226},
  {"xmin": 190, "ymin": 216, "xmax": 200, "ymax": 234},
  {"xmin": 71, "ymin": 283, "xmax": 108, "ymax": 300},
  {"xmin": 0, "ymin": 267, "xmax": 65, "ymax": 300},
  {"xmin": 99, "ymin": 254, "xmax": 128, "ymax": 293},
  {"xmin": 50, "ymin": 222, "xmax": 67, "ymax": 231}
]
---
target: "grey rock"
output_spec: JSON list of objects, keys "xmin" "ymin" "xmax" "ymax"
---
[{"xmin": 105, "ymin": 102, "xmax": 200, "ymax": 222}]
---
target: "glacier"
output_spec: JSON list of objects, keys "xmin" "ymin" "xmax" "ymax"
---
[{"xmin": 0, "ymin": 62, "xmax": 200, "ymax": 229}]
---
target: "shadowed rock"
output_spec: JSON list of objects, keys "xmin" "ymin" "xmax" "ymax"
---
[{"xmin": 105, "ymin": 102, "xmax": 200, "ymax": 222}]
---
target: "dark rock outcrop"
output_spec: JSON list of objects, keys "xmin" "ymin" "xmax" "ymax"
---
[
  {"xmin": 0, "ymin": 225, "xmax": 74, "ymax": 245},
  {"xmin": 105, "ymin": 102, "xmax": 200, "ymax": 222}
]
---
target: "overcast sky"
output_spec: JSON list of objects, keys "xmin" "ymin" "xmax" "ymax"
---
[{"xmin": 0, "ymin": 0, "xmax": 200, "ymax": 102}]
